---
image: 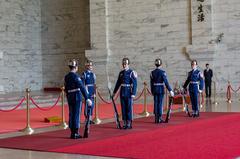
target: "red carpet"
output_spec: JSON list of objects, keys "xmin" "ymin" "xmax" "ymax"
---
[
  {"xmin": 0, "ymin": 112, "xmax": 240, "ymax": 159},
  {"xmin": 0, "ymin": 102, "xmax": 183, "ymax": 133}
]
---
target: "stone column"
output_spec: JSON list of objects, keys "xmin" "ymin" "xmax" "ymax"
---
[{"xmin": 85, "ymin": 0, "xmax": 118, "ymax": 92}]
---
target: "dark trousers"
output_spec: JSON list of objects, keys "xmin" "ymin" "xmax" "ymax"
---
[
  {"xmin": 205, "ymin": 82, "xmax": 211, "ymax": 97},
  {"xmin": 189, "ymin": 90, "xmax": 199, "ymax": 113},
  {"xmin": 153, "ymin": 94, "xmax": 164, "ymax": 117},
  {"xmin": 120, "ymin": 97, "xmax": 133, "ymax": 121}
]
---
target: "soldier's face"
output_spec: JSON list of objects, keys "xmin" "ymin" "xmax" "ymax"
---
[
  {"xmin": 87, "ymin": 63, "xmax": 93, "ymax": 70},
  {"xmin": 191, "ymin": 61, "xmax": 197, "ymax": 69},
  {"xmin": 122, "ymin": 63, "xmax": 129, "ymax": 69}
]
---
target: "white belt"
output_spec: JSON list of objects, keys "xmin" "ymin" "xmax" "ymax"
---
[
  {"xmin": 154, "ymin": 83, "xmax": 164, "ymax": 86},
  {"xmin": 68, "ymin": 88, "xmax": 80, "ymax": 93},
  {"xmin": 121, "ymin": 84, "xmax": 131, "ymax": 87},
  {"xmin": 190, "ymin": 81, "xmax": 199, "ymax": 84},
  {"xmin": 86, "ymin": 84, "xmax": 94, "ymax": 87}
]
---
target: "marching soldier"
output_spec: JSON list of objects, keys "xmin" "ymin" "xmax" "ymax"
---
[
  {"xmin": 64, "ymin": 59, "xmax": 92, "ymax": 139},
  {"xmin": 81, "ymin": 60, "xmax": 96, "ymax": 124},
  {"xmin": 113, "ymin": 57, "xmax": 137, "ymax": 129},
  {"xmin": 183, "ymin": 60, "xmax": 204, "ymax": 117},
  {"xmin": 150, "ymin": 58, "xmax": 174, "ymax": 123}
]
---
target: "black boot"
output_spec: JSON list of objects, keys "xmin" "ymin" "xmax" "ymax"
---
[
  {"xmin": 155, "ymin": 115, "xmax": 158, "ymax": 123},
  {"xmin": 127, "ymin": 120, "xmax": 132, "ymax": 129},
  {"xmin": 158, "ymin": 116, "xmax": 164, "ymax": 123},
  {"xmin": 70, "ymin": 128, "xmax": 82, "ymax": 139},
  {"xmin": 123, "ymin": 120, "xmax": 128, "ymax": 129}
]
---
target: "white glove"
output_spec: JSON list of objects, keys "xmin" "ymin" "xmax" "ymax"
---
[
  {"xmin": 199, "ymin": 90, "xmax": 202, "ymax": 93},
  {"xmin": 131, "ymin": 95, "xmax": 135, "ymax": 98},
  {"xmin": 86, "ymin": 99, "xmax": 92, "ymax": 106},
  {"xmin": 170, "ymin": 91, "xmax": 174, "ymax": 97}
]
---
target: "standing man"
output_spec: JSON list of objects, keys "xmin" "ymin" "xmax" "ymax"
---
[
  {"xmin": 64, "ymin": 59, "xmax": 92, "ymax": 139},
  {"xmin": 183, "ymin": 60, "xmax": 204, "ymax": 117},
  {"xmin": 150, "ymin": 58, "xmax": 174, "ymax": 123},
  {"xmin": 113, "ymin": 57, "xmax": 137, "ymax": 129},
  {"xmin": 81, "ymin": 60, "xmax": 96, "ymax": 124},
  {"xmin": 204, "ymin": 63, "xmax": 213, "ymax": 98}
]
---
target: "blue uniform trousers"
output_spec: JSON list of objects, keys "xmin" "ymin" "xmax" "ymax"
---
[
  {"xmin": 153, "ymin": 94, "xmax": 164, "ymax": 117},
  {"xmin": 189, "ymin": 90, "xmax": 199, "ymax": 113},
  {"xmin": 67, "ymin": 94, "xmax": 82, "ymax": 129},
  {"xmin": 120, "ymin": 96, "xmax": 133, "ymax": 121}
]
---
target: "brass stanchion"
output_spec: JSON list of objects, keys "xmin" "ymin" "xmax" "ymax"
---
[
  {"xmin": 212, "ymin": 81, "xmax": 218, "ymax": 105},
  {"xmin": 93, "ymin": 87, "xmax": 101, "ymax": 124},
  {"xmin": 165, "ymin": 88, "xmax": 168, "ymax": 112},
  {"xmin": 59, "ymin": 86, "xmax": 68, "ymax": 129},
  {"xmin": 21, "ymin": 88, "xmax": 34, "ymax": 134},
  {"xmin": 227, "ymin": 81, "xmax": 232, "ymax": 103},
  {"xmin": 140, "ymin": 82, "xmax": 150, "ymax": 117}
]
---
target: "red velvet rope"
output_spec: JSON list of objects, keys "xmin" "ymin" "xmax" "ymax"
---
[
  {"xmin": 146, "ymin": 87, "xmax": 152, "ymax": 96},
  {"xmin": 133, "ymin": 88, "xmax": 144, "ymax": 101},
  {"xmin": 0, "ymin": 97, "xmax": 26, "ymax": 112},
  {"xmin": 229, "ymin": 85, "xmax": 240, "ymax": 93},
  {"xmin": 30, "ymin": 95, "xmax": 61, "ymax": 111},
  {"xmin": 97, "ymin": 90, "xmax": 112, "ymax": 104}
]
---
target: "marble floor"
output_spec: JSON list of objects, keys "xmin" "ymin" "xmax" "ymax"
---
[{"xmin": 0, "ymin": 95, "xmax": 240, "ymax": 159}]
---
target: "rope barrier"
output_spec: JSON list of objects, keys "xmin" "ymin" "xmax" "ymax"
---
[
  {"xmin": 146, "ymin": 87, "xmax": 152, "ymax": 96},
  {"xmin": 0, "ymin": 97, "xmax": 26, "ymax": 112},
  {"xmin": 229, "ymin": 85, "xmax": 240, "ymax": 93},
  {"xmin": 97, "ymin": 90, "xmax": 112, "ymax": 104},
  {"xmin": 133, "ymin": 88, "xmax": 144, "ymax": 101},
  {"xmin": 30, "ymin": 95, "xmax": 61, "ymax": 111}
]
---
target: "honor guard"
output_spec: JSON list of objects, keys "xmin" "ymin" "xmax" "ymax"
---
[
  {"xmin": 81, "ymin": 60, "xmax": 96, "ymax": 124},
  {"xmin": 64, "ymin": 59, "xmax": 92, "ymax": 139},
  {"xmin": 183, "ymin": 60, "xmax": 204, "ymax": 117},
  {"xmin": 113, "ymin": 57, "xmax": 137, "ymax": 129},
  {"xmin": 150, "ymin": 58, "xmax": 174, "ymax": 123}
]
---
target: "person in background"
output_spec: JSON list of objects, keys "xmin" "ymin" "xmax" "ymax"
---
[{"xmin": 204, "ymin": 63, "xmax": 213, "ymax": 98}]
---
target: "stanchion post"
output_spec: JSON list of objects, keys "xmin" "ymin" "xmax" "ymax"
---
[
  {"xmin": 212, "ymin": 81, "xmax": 218, "ymax": 105},
  {"xmin": 165, "ymin": 88, "xmax": 168, "ymax": 111},
  {"xmin": 140, "ymin": 82, "xmax": 150, "ymax": 117},
  {"xmin": 59, "ymin": 86, "xmax": 68, "ymax": 129},
  {"xmin": 227, "ymin": 81, "xmax": 232, "ymax": 103},
  {"xmin": 93, "ymin": 86, "xmax": 101, "ymax": 124},
  {"xmin": 21, "ymin": 88, "xmax": 34, "ymax": 134}
]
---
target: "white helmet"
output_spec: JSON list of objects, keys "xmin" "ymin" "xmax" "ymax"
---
[{"xmin": 68, "ymin": 59, "xmax": 78, "ymax": 67}]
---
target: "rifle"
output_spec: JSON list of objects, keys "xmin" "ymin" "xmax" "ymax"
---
[
  {"xmin": 83, "ymin": 102, "xmax": 91, "ymax": 138},
  {"xmin": 165, "ymin": 96, "xmax": 174, "ymax": 123},
  {"xmin": 182, "ymin": 93, "xmax": 192, "ymax": 117},
  {"xmin": 108, "ymin": 88, "xmax": 122, "ymax": 129}
]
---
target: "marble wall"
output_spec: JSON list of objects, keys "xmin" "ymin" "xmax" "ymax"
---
[
  {"xmin": 0, "ymin": 0, "xmax": 42, "ymax": 93},
  {"xmin": 41, "ymin": 0, "xmax": 90, "ymax": 88},
  {"xmin": 1, "ymin": 0, "xmax": 240, "ymax": 93},
  {"xmin": 86, "ymin": 0, "xmax": 240, "ymax": 93},
  {"xmin": 0, "ymin": 0, "xmax": 90, "ymax": 93}
]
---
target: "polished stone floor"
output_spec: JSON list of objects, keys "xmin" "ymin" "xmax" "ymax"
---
[{"xmin": 0, "ymin": 95, "xmax": 240, "ymax": 159}]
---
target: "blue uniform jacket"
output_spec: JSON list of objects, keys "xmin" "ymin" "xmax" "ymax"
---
[
  {"xmin": 64, "ymin": 72, "xmax": 88, "ymax": 101},
  {"xmin": 81, "ymin": 70, "xmax": 96, "ymax": 98},
  {"xmin": 183, "ymin": 69, "xmax": 204, "ymax": 92},
  {"xmin": 113, "ymin": 69, "xmax": 137, "ymax": 97},
  {"xmin": 150, "ymin": 68, "xmax": 172, "ymax": 95}
]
